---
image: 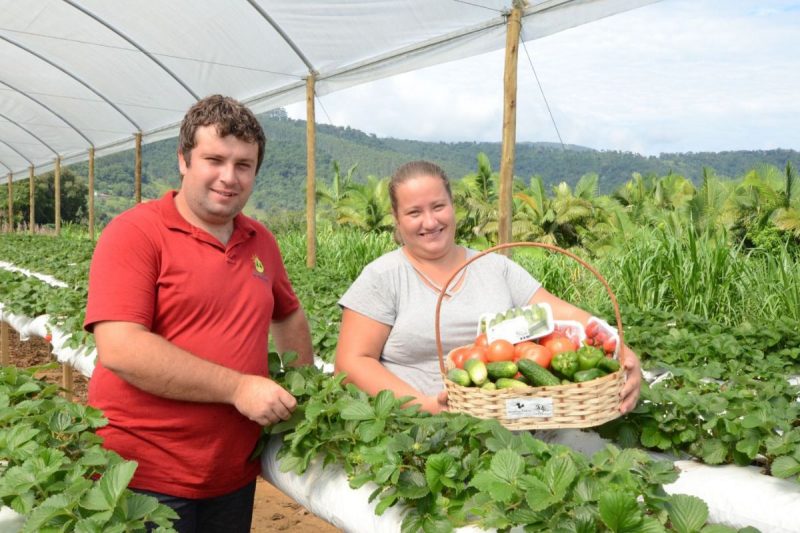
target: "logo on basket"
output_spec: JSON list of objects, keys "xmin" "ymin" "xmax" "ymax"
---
[{"xmin": 505, "ymin": 398, "xmax": 554, "ymax": 419}]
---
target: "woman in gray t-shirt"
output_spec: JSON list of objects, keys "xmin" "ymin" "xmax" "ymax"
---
[{"xmin": 335, "ymin": 161, "xmax": 642, "ymax": 414}]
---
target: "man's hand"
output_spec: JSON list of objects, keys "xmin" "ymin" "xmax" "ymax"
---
[{"xmin": 232, "ymin": 375, "xmax": 297, "ymax": 426}]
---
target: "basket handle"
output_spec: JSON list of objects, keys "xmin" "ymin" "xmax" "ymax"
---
[{"xmin": 435, "ymin": 242, "xmax": 625, "ymax": 375}]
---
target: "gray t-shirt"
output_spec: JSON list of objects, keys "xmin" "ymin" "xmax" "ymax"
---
[{"xmin": 338, "ymin": 247, "xmax": 541, "ymax": 396}]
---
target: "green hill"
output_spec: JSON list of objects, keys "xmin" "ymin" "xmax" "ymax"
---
[{"xmin": 68, "ymin": 108, "xmax": 799, "ymax": 218}]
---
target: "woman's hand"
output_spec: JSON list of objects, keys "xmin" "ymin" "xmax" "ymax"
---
[
  {"xmin": 418, "ymin": 390, "xmax": 449, "ymax": 414},
  {"xmin": 619, "ymin": 344, "xmax": 642, "ymax": 414}
]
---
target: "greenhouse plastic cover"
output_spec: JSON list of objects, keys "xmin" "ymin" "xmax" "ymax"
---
[{"xmin": 0, "ymin": 0, "xmax": 658, "ymax": 180}]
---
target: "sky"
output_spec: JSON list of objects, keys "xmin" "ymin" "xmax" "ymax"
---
[{"xmin": 285, "ymin": 0, "xmax": 800, "ymax": 157}]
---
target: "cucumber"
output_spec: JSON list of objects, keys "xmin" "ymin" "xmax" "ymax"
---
[
  {"xmin": 495, "ymin": 377, "xmax": 529, "ymax": 389},
  {"xmin": 447, "ymin": 368, "xmax": 471, "ymax": 387},
  {"xmin": 597, "ymin": 358, "xmax": 621, "ymax": 373},
  {"xmin": 517, "ymin": 359, "xmax": 561, "ymax": 387},
  {"xmin": 573, "ymin": 368, "xmax": 606, "ymax": 383},
  {"xmin": 481, "ymin": 381, "xmax": 497, "ymax": 391},
  {"xmin": 463, "ymin": 359, "xmax": 488, "ymax": 386},
  {"xmin": 486, "ymin": 361, "xmax": 518, "ymax": 380}
]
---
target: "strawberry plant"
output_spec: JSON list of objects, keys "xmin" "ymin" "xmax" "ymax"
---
[
  {"xmin": 264, "ymin": 353, "xmax": 753, "ymax": 532},
  {"xmin": 0, "ymin": 365, "xmax": 177, "ymax": 531}
]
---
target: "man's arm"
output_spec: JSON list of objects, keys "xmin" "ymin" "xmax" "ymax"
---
[
  {"xmin": 93, "ymin": 321, "xmax": 297, "ymax": 425},
  {"xmin": 270, "ymin": 306, "xmax": 314, "ymax": 366}
]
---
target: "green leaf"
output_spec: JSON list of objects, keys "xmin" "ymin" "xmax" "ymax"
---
[
  {"xmin": 489, "ymin": 448, "xmax": 524, "ymax": 482},
  {"xmin": 356, "ymin": 419, "xmax": 385, "ymax": 442},
  {"xmin": 340, "ymin": 399, "xmax": 376, "ymax": 420},
  {"xmin": 698, "ymin": 439, "xmax": 728, "ymax": 465},
  {"xmin": 700, "ymin": 525, "xmax": 738, "ymax": 533},
  {"xmin": 770, "ymin": 456, "xmax": 800, "ymax": 479},
  {"xmin": 668, "ymin": 494, "xmax": 709, "ymax": 533},
  {"xmin": 373, "ymin": 390, "xmax": 397, "ymax": 418},
  {"xmin": 118, "ymin": 491, "xmax": 160, "ymax": 521},
  {"xmin": 524, "ymin": 476, "xmax": 558, "ymax": 512},
  {"xmin": 598, "ymin": 490, "xmax": 642, "ymax": 532},
  {"xmin": 80, "ymin": 461, "xmax": 138, "ymax": 511},
  {"xmin": 544, "ymin": 455, "xmax": 578, "ymax": 500},
  {"xmin": 425, "ymin": 454, "xmax": 459, "ymax": 492},
  {"xmin": 396, "ymin": 469, "xmax": 429, "ymax": 499}
]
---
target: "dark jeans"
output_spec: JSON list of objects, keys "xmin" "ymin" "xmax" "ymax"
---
[{"xmin": 135, "ymin": 480, "xmax": 256, "ymax": 533}]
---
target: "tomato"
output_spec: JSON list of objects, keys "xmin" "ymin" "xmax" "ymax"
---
[
  {"xmin": 517, "ymin": 343, "xmax": 554, "ymax": 368},
  {"xmin": 585, "ymin": 321, "xmax": 599, "ymax": 338},
  {"xmin": 595, "ymin": 331, "xmax": 609, "ymax": 345},
  {"xmin": 449, "ymin": 346, "xmax": 472, "ymax": 369},
  {"xmin": 474, "ymin": 333, "xmax": 489, "ymax": 348},
  {"xmin": 486, "ymin": 339, "xmax": 515, "ymax": 362},
  {"xmin": 603, "ymin": 337, "xmax": 617, "ymax": 354},
  {"xmin": 464, "ymin": 345, "xmax": 488, "ymax": 364},
  {"xmin": 513, "ymin": 341, "xmax": 536, "ymax": 361},
  {"xmin": 541, "ymin": 335, "xmax": 577, "ymax": 355}
]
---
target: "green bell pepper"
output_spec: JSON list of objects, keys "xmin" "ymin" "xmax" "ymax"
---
[
  {"xmin": 551, "ymin": 352, "xmax": 579, "ymax": 380},
  {"xmin": 577, "ymin": 345, "xmax": 605, "ymax": 371}
]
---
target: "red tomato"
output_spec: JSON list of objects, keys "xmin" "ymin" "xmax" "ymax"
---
[
  {"xmin": 474, "ymin": 333, "xmax": 489, "ymax": 348},
  {"xmin": 585, "ymin": 321, "xmax": 600, "ymax": 338},
  {"xmin": 541, "ymin": 335, "xmax": 577, "ymax": 355},
  {"xmin": 486, "ymin": 339, "xmax": 515, "ymax": 362},
  {"xmin": 603, "ymin": 337, "xmax": 618, "ymax": 354},
  {"xmin": 517, "ymin": 343, "xmax": 554, "ymax": 368},
  {"xmin": 449, "ymin": 346, "xmax": 472, "ymax": 369},
  {"xmin": 513, "ymin": 341, "xmax": 536, "ymax": 361},
  {"xmin": 464, "ymin": 345, "xmax": 488, "ymax": 364}
]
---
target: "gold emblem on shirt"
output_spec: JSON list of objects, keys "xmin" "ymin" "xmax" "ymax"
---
[{"xmin": 253, "ymin": 254, "xmax": 264, "ymax": 273}]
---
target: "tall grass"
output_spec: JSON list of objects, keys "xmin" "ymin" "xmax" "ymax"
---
[{"xmin": 279, "ymin": 227, "xmax": 396, "ymax": 281}]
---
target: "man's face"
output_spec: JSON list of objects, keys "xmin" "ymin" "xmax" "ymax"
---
[{"xmin": 177, "ymin": 125, "xmax": 258, "ymax": 230}]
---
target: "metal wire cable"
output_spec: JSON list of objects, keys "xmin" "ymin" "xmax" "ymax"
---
[{"xmin": 520, "ymin": 37, "xmax": 566, "ymax": 150}]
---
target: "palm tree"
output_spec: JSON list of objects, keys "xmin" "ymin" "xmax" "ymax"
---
[
  {"xmin": 337, "ymin": 175, "xmax": 393, "ymax": 233},
  {"xmin": 316, "ymin": 161, "xmax": 358, "ymax": 225},
  {"xmin": 770, "ymin": 162, "xmax": 800, "ymax": 238}
]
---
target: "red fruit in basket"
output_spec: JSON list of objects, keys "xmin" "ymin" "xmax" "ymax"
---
[
  {"xmin": 595, "ymin": 330, "xmax": 609, "ymax": 345},
  {"xmin": 517, "ymin": 343, "xmax": 554, "ymax": 368},
  {"xmin": 513, "ymin": 341, "xmax": 535, "ymax": 361},
  {"xmin": 463, "ymin": 345, "xmax": 488, "ymax": 364},
  {"xmin": 603, "ymin": 337, "xmax": 617, "ymax": 354},
  {"xmin": 486, "ymin": 339, "xmax": 515, "ymax": 362},
  {"xmin": 474, "ymin": 333, "xmax": 489, "ymax": 348},
  {"xmin": 450, "ymin": 346, "xmax": 472, "ymax": 369},
  {"xmin": 585, "ymin": 321, "xmax": 599, "ymax": 338},
  {"xmin": 541, "ymin": 334, "xmax": 577, "ymax": 355}
]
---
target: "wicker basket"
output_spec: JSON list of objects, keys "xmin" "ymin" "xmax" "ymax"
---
[{"xmin": 435, "ymin": 242, "xmax": 626, "ymax": 430}]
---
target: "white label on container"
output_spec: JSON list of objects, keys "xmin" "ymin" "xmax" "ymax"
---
[
  {"xmin": 487, "ymin": 316, "xmax": 532, "ymax": 344},
  {"xmin": 505, "ymin": 398, "xmax": 554, "ymax": 419}
]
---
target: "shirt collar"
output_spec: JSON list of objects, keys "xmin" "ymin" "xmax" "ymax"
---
[{"xmin": 158, "ymin": 190, "xmax": 257, "ymax": 246}]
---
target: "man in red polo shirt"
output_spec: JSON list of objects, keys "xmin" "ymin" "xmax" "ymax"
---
[{"xmin": 84, "ymin": 95, "xmax": 313, "ymax": 533}]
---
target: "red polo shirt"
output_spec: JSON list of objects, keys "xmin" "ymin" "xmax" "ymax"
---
[{"xmin": 84, "ymin": 191, "xmax": 299, "ymax": 498}]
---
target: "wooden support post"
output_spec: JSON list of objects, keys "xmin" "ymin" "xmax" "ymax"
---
[
  {"xmin": 62, "ymin": 364, "xmax": 74, "ymax": 401},
  {"xmin": 498, "ymin": 6, "xmax": 522, "ymax": 248},
  {"xmin": 29, "ymin": 166, "xmax": 35, "ymax": 234},
  {"xmin": 1, "ymin": 321, "xmax": 9, "ymax": 366},
  {"xmin": 305, "ymin": 75, "xmax": 317, "ymax": 269},
  {"xmin": 88, "ymin": 147, "xmax": 96, "ymax": 240},
  {"xmin": 6, "ymin": 172, "xmax": 12, "ymax": 232},
  {"xmin": 135, "ymin": 132, "xmax": 142, "ymax": 204},
  {"xmin": 54, "ymin": 156, "xmax": 61, "ymax": 235}
]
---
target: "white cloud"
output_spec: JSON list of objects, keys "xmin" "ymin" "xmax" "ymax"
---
[{"xmin": 287, "ymin": 0, "xmax": 800, "ymax": 156}]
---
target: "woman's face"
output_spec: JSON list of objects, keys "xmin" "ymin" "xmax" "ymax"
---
[{"xmin": 393, "ymin": 174, "xmax": 456, "ymax": 260}]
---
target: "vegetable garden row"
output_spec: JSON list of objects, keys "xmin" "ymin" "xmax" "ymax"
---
[{"xmin": 2, "ymin": 226, "xmax": 800, "ymax": 532}]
